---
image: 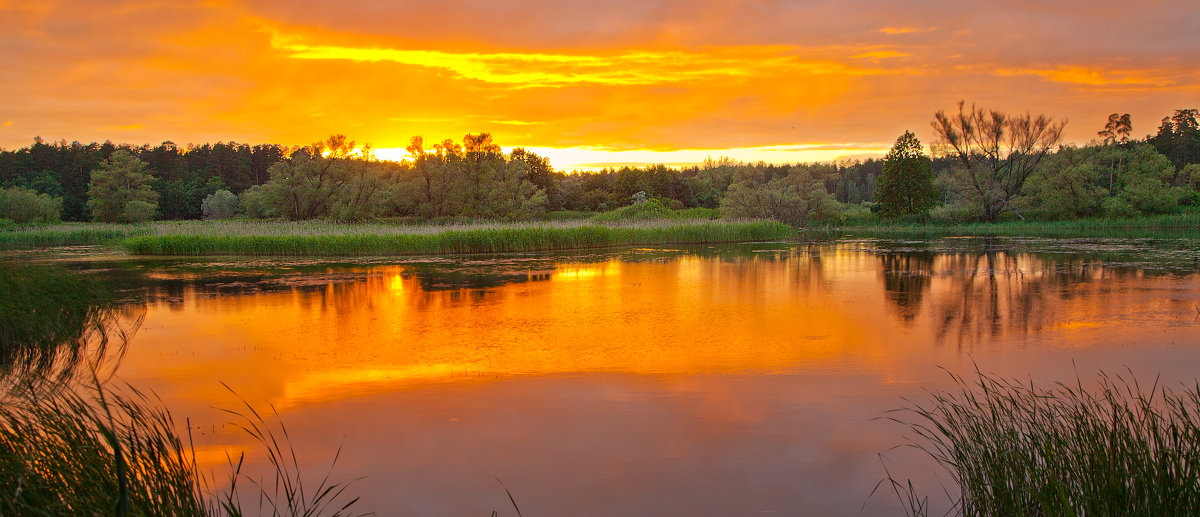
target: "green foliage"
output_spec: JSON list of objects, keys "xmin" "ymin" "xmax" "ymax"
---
[
  {"xmin": 264, "ymin": 155, "xmax": 350, "ymax": 220},
  {"xmin": 1114, "ymin": 144, "xmax": 1182, "ymax": 215},
  {"xmin": 1024, "ymin": 146, "xmax": 1107, "ymax": 218},
  {"xmin": 201, "ymin": 189, "xmax": 239, "ymax": 220},
  {"xmin": 886, "ymin": 369, "xmax": 1200, "ymax": 516},
  {"xmin": 12, "ymin": 169, "xmax": 67, "ymax": 199},
  {"xmin": 1181, "ymin": 164, "xmax": 1200, "ymax": 190},
  {"xmin": 1149, "ymin": 108, "xmax": 1200, "ymax": 170},
  {"xmin": 394, "ymin": 135, "xmax": 548, "ymax": 220},
  {"xmin": 720, "ymin": 167, "xmax": 841, "ymax": 226},
  {"xmin": 876, "ymin": 131, "xmax": 938, "ymax": 218},
  {"xmin": 156, "ymin": 174, "xmax": 226, "ymax": 220},
  {"xmin": 238, "ymin": 184, "xmax": 279, "ymax": 219},
  {"xmin": 87, "ymin": 150, "xmax": 159, "ymax": 223},
  {"xmin": 1179, "ymin": 164, "xmax": 1200, "ymax": 205},
  {"xmin": 0, "ymin": 186, "xmax": 62, "ymax": 223},
  {"xmin": 1024, "ymin": 144, "xmax": 1187, "ymax": 219}
]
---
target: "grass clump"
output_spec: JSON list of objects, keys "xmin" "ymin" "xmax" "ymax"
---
[
  {"xmin": 882, "ymin": 368, "xmax": 1200, "ymax": 516},
  {"xmin": 0, "ymin": 381, "xmax": 209, "ymax": 516},
  {"xmin": 0, "ymin": 378, "xmax": 367, "ymax": 517}
]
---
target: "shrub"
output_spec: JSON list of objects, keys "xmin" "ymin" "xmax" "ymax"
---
[
  {"xmin": 592, "ymin": 197, "xmax": 674, "ymax": 221},
  {"xmin": 720, "ymin": 168, "xmax": 841, "ymax": 226},
  {"xmin": 927, "ymin": 203, "xmax": 978, "ymax": 224},
  {"xmin": 0, "ymin": 186, "xmax": 62, "ymax": 223},
  {"xmin": 238, "ymin": 184, "xmax": 279, "ymax": 219},
  {"xmin": 201, "ymin": 189, "xmax": 239, "ymax": 220}
]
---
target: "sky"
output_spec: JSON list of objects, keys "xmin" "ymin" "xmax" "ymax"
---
[{"xmin": 2, "ymin": 0, "xmax": 1198, "ymax": 170}]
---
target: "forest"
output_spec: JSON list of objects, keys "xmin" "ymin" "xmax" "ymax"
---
[{"xmin": 1, "ymin": 106, "xmax": 1198, "ymax": 227}]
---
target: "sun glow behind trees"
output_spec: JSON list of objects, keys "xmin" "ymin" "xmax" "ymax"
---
[{"xmin": 373, "ymin": 143, "xmax": 894, "ymax": 171}]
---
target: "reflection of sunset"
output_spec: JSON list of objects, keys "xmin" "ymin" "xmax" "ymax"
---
[
  {"xmin": 128, "ymin": 256, "xmax": 873, "ymax": 411},
  {"xmin": 105, "ymin": 243, "xmax": 1200, "ymax": 514},
  {"xmin": 119, "ymin": 245, "xmax": 1200, "ymax": 416}
]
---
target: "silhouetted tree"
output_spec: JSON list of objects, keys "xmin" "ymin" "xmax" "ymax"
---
[
  {"xmin": 931, "ymin": 101, "xmax": 1066, "ymax": 221},
  {"xmin": 1097, "ymin": 113, "xmax": 1133, "ymax": 145}
]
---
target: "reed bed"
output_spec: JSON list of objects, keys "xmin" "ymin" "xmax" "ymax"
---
[
  {"xmin": 119, "ymin": 219, "xmax": 793, "ymax": 256},
  {"xmin": 0, "ymin": 222, "xmax": 140, "ymax": 248},
  {"xmin": 883, "ymin": 369, "xmax": 1200, "ymax": 516},
  {"xmin": 844, "ymin": 211, "xmax": 1200, "ymax": 239}
]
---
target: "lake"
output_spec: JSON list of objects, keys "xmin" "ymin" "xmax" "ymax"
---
[{"xmin": 4, "ymin": 236, "xmax": 1200, "ymax": 515}]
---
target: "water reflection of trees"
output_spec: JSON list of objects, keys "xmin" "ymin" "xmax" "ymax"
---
[
  {"xmin": 880, "ymin": 253, "xmax": 935, "ymax": 324},
  {"xmin": 0, "ymin": 264, "xmax": 144, "ymax": 390},
  {"xmin": 874, "ymin": 244, "xmax": 1155, "ymax": 349}
]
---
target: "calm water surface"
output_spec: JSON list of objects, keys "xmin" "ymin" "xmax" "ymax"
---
[{"xmin": 7, "ymin": 237, "xmax": 1200, "ymax": 515}]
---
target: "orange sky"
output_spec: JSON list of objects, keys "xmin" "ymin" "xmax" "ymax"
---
[{"xmin": 2, "ymin": 0, "xmax": 1198, "ymax": 169}]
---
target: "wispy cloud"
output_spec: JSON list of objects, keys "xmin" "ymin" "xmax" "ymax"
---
[
  {"xmin": 851, "ymin": 50, "xmax": 911, "ymax": 60},
  {"xmin": 879, "ymin": 26, "xmax": 935, "ymax": 35},
  {"xmin": 993, "ymin": 65, "xmax": 1179, "ymax": 88},
  {"xmin": 270, "ymin": 33, "xmax": 898, "ymax": 88}
]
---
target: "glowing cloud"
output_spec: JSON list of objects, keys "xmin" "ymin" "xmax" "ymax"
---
[
  {"xmin": 850, "ymin": 50, "xmax": 911, "ymax": 60},
  {"xmin": 879, "ymin": 26, "xmax": 934, "ymax": 35},
  {"xmin": 993, "ymin": 66, "xmax": 1179, "ymax": 88},
  {"xmin": 270, "ymin": 33, "xmax": 897, "ymax": 88}
]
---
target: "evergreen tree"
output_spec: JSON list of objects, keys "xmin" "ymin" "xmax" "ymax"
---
[
  {"xmin": 875, "ymin": 131, "xmax": 938, "ymax": 217},
  {"xmin": 86, "ymin": 150, "xmax": 158, "ymax": 223}
]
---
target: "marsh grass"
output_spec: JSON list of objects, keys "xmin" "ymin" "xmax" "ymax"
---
[
  {"xmin": 212, "ymin": 383, "xmax": 363, "ymax": 517},
  {"xmin": 118, "ymin": 219, "xmax": 792, "ymax": 256},
  {"xmin": 0, "ymin": 222, "xmax": 141, "ymax": 248},
  {"xmin": 0, "ymin": 378, "xmax": 209, "ymax": 516},
  {"xmin": 0, "ymin": 376, "xmax": 368, "ymax": 517},
  {"xmin": 880, "ymin": 368, "xmax": 1200, "ymax": 516},
  {"xmin": 843, "ymin": 211, "xmax": 1200, "ymax": 239},
  {"xmin": 0, "ymin": 219, "xmax": 791, "ymax": 255}
]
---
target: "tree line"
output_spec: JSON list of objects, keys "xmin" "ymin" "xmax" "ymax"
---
[{"xmin": 1, "ymin": 105, "xmax": 1197, "ymax": 225}]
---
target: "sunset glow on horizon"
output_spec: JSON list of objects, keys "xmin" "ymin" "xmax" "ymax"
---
[{"xmin": 3, "ymin": 0, "xmax": 1198, "ymax": 169}]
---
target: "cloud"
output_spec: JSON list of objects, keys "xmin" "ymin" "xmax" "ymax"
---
[
  {"xmin": 850, "ymin": 50, "xmax": 911, "ymax": 60},
  {"xmin": 878, "ymin": 26, "xmax": 934, "ymax": 35},
  {"xmin": 269, "ymin": 32, "xmax": 900, "ymax": 89},
  {"xmin": 992, "ymin": 65, "xmax": 1182, "ymax": 88}
]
